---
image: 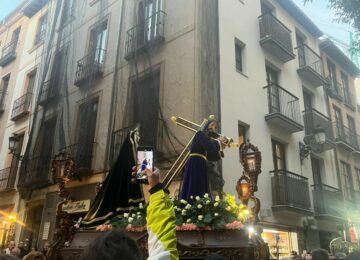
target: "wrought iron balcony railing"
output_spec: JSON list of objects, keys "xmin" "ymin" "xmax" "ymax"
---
[
  {"xmin": 0, "ymin": 39, "xmax": 18, "ymax": 67},
  {"xmin": 312, "ymin": 184, "xmax": 344, "ymax": 218},
  {"xmin": 325, "ymin": 77, "xmax": 344, "ymax": 101},
  {"xmin": 296, "ymin": 44, "xmax": 326, "ymax": 86},
  {"xmin": 258, "ymin": 12, "xmax": 295, "ymax": 62},
  {"xmin": 18, "ymin": 156, "xmax": 51, "ymax": 187},
  {"xmin": 125, "ymin": 11, "xmax": 166, "ymax": 59},
  {"xmin": 62, "ymin": 141, "xmax": 96, "ymax": 172},
  {"xmin": 333, "ymin": 123, "xmax": 360, "ymax": 151},
  {"xmin": 0, "ymin": 167, "xmax": 18, "ymax": 192},
  {"xmin": 74, "ymin": 48, "xmax": 106, "ymax": 86},
  {"xmin": 264, "ymin": 83, "xmax": 303, "ymax": 133},
  {"xmin": 0, "ymin": 89, "xmax": 5, "ymax": 112},
  {"xmin": 11, "ymin": 92, "xmax": 32, "ymax": 121},
  {"xmin": 271, "ymin": 170, "xmax": 312, "ymax": 212},
  {"xmin": 343, "ymin": 187, "xmax": 360, "ymax": 205},
  {"xmin": 39, "ymin": 77, "xmax": 61, "ymax": 105},
  {"xmin": 303, "ymin": 108, "xmax": 335, "ymax": 152}
]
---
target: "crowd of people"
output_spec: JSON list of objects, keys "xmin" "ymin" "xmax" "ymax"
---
[{"xmin": 0, "ymin": 240, "xmax": 49, "ymax": 260}]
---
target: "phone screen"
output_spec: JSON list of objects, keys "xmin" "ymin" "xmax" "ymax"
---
[{"xmin": 137, "ymin": 147, "xmax": 154, "ymax": 174}]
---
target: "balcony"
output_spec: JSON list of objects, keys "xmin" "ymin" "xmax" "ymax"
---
[
  {"xmin": 22, "ymin": 0, "xmax": 49, "ymax": 17},
  {"xmin": 0, "ymin": 39, "xmax": 17, "ymax": 67},
  {"xmin": 333, "ymin": 123, "xmax": 360, "ymax": 151},
  {"xmin": 0, "ymin": 89, "xmax": 5, "ymax": 112},
  {"xmin": 11, "ymin": 92, "xmax": 32, "ymax": 121},
  {"xmin": 18, "ymin": 156, "xmax": 51, "ymax": 188},
  {"xmin": 0, "ymin": 168, "xmax": 18, "ymax": 192},
  {"xmin": 312, "ymin": 184, "xmax": 344, "ymax": 219},
  {"xmin": 344, "ymin": 89, "xmax": 356, "ymax": 111},
  {"xmin": 303, "ymin": 108, "xmax": 335, "ymax": 152},
  {"xmin": 296, "ymin": 44, "xmax": 326, "ymax": 86},
  {"xmin": 258, "ymin": 13, "xmax": 295, "ymax": 63},
  {"xmin": 74, "ymin": 48, "xmax": 106, "ymax": 87},
  {"xmin": 264, "ymin": 83, "xmax": 303, "ymax": 133},
  {"xmin": 61, "ymin": 141, "xmax": 96, "ymax": 175},
  {"xmin": 125, "ymin": 11, "xmax": 166, "ymax": 60},
  {"xmin": 39, "ymin": 77, "xmax": 61, "ymax": 106},
  {"xmin": 325, "ymin": 78, "xmax": 344, "ymax": 101},
  {"xmin": 270, "ymin": 170, "xmax": 312, "ymax": 215}
]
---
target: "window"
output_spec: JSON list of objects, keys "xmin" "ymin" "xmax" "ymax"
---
[
  {"xmin": 25, "ymin": 70, "xmax": 37, "ymax": 94},
  {"xmin": 261, "ymin": 2, "xmax": 273, "ymax": 14},
  {"xmin": 303, "ymin": 90, "xmax": 313, "ymax": 110},
  {"xmin": 296, "ymin": 33, "xmax": 306, "ymax": 67},
  {"xmin": 327, "ymin": 59, "xmax": 337, "ymax": 93},
  {"xmin": 266, "ymin": 66, "xmax": 280, "ymax": 112},
  {"xmin": 133, "ymin": 71, "xmax": 160, "ymax": 149},
  {"xmin": 355, "ymin": 168, "xmax": 360, "ymax": 190},
  {"xmin": 341, "ymin": 72, "xmax": 351, "ymax": 105},
  {"xmin": 235, "ymin": 39, "xmax": 245, "ymax": 73},
  {"xmin": 347, "ymin": 115, "xmax": 357, "ymax": 145},
  {"xmin": 272, "ymin": 139, "xmax": 286, "ymax": 170},
  {"xmin": 333, "ymin": 106, "xmax": 343, "ymax": 126},
  {"xmin": 34, "ymin": 13, "xmax": 47, "ymax": 45},
  {"xmin": 0, "ymin": 75, "xmax": 10, "ymax": 111},
  {"xmin": 311, "ymin": 157, "xmax": 325, "ymax": 185},
  {"xmin": 61, "ymin": 0, "xmax": 75, "ymax": 25},
  {"xmin": 340, "ymin": 161, "xmax": 354, "ymax": 201},
  {"xmin": 89, "ymin": 20, "xmax": 107, "ymax": 64},
  {"xmin": 238, "ymin": 122, "xmax": 249, "ymax": 146},
  {"xmin": 76, "ymin": 97, "xmax": 99, "ymax": 168}
]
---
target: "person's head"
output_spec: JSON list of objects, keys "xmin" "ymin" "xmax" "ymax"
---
[
  {"xmin": 10, "ymin": 248, "xmax": 20, "ymax": 257},
  {"xmin": 18, "ymin": 242, "xmax": 24, "ymax": 249},
  {"xmin": 42, "ymin": 242, "xmax": 50, "ymax": 252},
  {"xmin": 81, "ymin": 230, "xmax": 140, "ymax": 260},
  {"xmin": 311, "ymin": 248, "xmax": 329, "ymax": 260},
  {"xmin": 8, "ymin": 241, "xmax": 15, "ymax": 250}
]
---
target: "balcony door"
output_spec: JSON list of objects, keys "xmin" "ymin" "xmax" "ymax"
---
[
  {"xmin": 133, "ymin": 71, "xmax": 160, "ymax": 149},
  {"xmin": 266, "ymin": 66, "xmax": 280, "ymax": 113},
  {"xmin": 327, "ymin": 59, "xmax": 337, "ymax": 93},
  {"xmin": 340, "ymin": 161, "xmax": 354, "ymax": 202},
  {"xmin": 333, "ymin": 106, "xmax": 344, "ymax": 139},
  {"xmin": 77, "ymin": 98, "xmax": 98, "ymax": 169},
  {"xmin": 347, "ymin": 115, "xmax": 357, "ymax": 146},
  {"xmin": 89, "ymin": 20, "xmax": 107, "ymax": 65},
  {"xmin": 296, "ymin": 34, "xmax": 306, "ymax": 67},
  {"xmin": 311, "ymin": 157, "xmax": 324, "ymax": 185},
  {"xmin": 272, "ymin": 139, "xmax": 286, "ymax": 171}
]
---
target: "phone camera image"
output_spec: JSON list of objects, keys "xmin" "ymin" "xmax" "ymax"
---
[{"xmin": 136, "ymin": 147, "xmax": 154, "ymax": 184}]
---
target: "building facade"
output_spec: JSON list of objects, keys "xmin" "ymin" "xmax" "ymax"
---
[{"xmin": 0, "ymin": 0, "xmax": 358, "ymax": 257}]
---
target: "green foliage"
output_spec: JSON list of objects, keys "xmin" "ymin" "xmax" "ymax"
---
[{"xmin": 304, "ymin": 0, "xmax": 360, "ymax": 47}]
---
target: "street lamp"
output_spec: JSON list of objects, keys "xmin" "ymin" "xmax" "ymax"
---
[
  {"xmin": 8, "ymin": 134, "xmax": 23, "ymax": 160},
  {"xmin": 299, "ymin": 125, "xmax": 326, "ymax": 164}
]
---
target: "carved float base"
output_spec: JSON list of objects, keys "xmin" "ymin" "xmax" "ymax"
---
[{"xmin": 59, "ymin": 229, "xmax": 269, "ymax": 259}]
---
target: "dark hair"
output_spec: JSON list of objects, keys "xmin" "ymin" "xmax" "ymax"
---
[
  {"xmin": 311, "ymin": 248, "xmax": 329, "ymax": 260},
  {"xmin": 81, "ymin": 230, "xmax": 140, "ymax": 260}
]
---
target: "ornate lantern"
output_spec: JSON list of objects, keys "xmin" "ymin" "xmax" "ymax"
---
[
  {"xmin": 51, "ymin": 151, "xmax": 75, "ymax": 198},
  {"xmin": 239, "ymin": 141, "xmax": 262, "ymax": 191},
  {"xmin": 236, "ymin": 175, "xmax": 251, "ymax": 206}
]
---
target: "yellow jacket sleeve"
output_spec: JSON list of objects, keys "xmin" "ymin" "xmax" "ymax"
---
[{"xmin": 146, "ymin": 189, "xmax": 178, "ymax": 260}]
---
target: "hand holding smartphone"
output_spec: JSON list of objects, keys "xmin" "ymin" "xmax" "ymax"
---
[{"xmin": 135, "ymin": 146, "xmax": 154, "ymax": 184}]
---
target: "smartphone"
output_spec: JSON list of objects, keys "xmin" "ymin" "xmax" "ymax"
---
[{"xmin": 136, "ymin": 146, "xmax": 154, "ymax": 184}]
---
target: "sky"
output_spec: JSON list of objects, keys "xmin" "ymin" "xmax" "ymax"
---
[{"xmin": 0, "ymin": 0, "xmax": 24, "ymax": 21}]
